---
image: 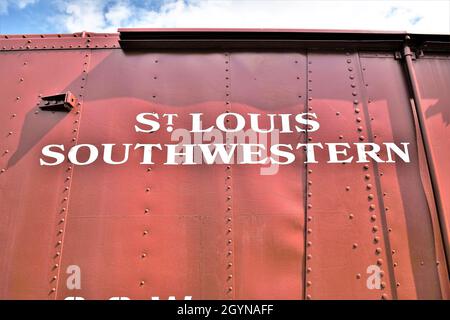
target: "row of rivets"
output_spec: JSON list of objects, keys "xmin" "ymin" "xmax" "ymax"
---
[
  {"xmin": 138, "ymin": 58, "xmax": 160, "ymax": 289},
  {"xmin": 346, "ymin": 53, "xmax": 389, "ymax": 299},
  {"xmin": 224, "ymin": 52, "xmax": 234, "ymax": 299},
  {"xmin": 305, "ymin": 56, "xmax": 313, "ymax": 300},
  {"xmin": 49, "ymin": 50, "xmax": 90, "ymax": 297}
]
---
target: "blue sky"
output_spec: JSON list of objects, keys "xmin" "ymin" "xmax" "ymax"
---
[{"xmin": 0, "ymin": 0, "xmax": 449, "ymax": 35}]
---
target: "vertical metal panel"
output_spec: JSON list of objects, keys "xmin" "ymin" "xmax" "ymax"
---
[
  {"xmin": 359, "ymin": 55, "xmax": 449, "ymax": 299},
  {"xmin": 0, "ymin": 50, "xmax": 87, "ymax": 299},
  {"xmin": 413, "ymin": 56, "xmax": 450, "ymax": 269},
  {"xmin": 56, "ymin": 50, "xmax": 230, "ymax": 299},
  {"xmin": 304, "ymin": 52, "xmax": 394, "ymax": 299},
  {"xmin": 229, "ymin": 53, "xmax": 306, "ymax": 299}
]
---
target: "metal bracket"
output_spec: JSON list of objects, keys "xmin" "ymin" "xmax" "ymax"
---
[{"xmin": 39, "ymin": 91, "xmax": 78, "ymax": 112}]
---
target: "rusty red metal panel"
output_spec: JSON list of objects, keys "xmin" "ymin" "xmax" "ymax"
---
[
  {"xmin": 359, "ymin": 55, "xmax": 449, "ymax": 299},
  {"xmin": 56, "ymin": 50, "xmax": 231, "ymax": 299},
  {"xmin": 229, "ymin": 53, "xmax": 306, "ymax": 299},
  {"xmin": 413, "ymin": 56, "xmax": 450, "ymax": 270},
  {"xmin": 303, "ymin": 52, "xmax": 395, "ymax": 299},
  {"xmin": 0, "ymin": 50, "xmax": 88, "ymax": 299}
]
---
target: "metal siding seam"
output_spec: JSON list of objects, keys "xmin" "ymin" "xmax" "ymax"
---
[
  {"xmin": 355, "ymin": 51, "xmax": 398, "ymax": 299},
  {"xmin": 303, "ymin": 50, "xmax": 311, "ymax": 301},
  {"xmin": 51, "ymin": 49, "xmax": 91, "ymax": 300},
  {"xmin": 225, "ymin": 52, "xmax": 235, "ymax": 300}
]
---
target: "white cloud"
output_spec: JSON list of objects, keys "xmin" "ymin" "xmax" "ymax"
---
[
  {"xmin": 0, "ymin": 0, "xmax": 38, "ymax": 14},
  {"xmin": 51, "ymin": 0, "xmax": 450, "ymax": 34}
]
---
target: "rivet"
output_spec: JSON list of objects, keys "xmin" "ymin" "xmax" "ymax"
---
[
  {"xmin": 365, "ymin": 174, "xmax": 371, "ymax": 180},
  {"xmin": 372, "ymin": 226, "xmax": 378, "ymax": 232},
  {"xmin": 381, "ymin": 293, "xmax": 388, "ymax": 300},
  {"xmin": 307, "ymin": 267, "xmax": 312, "ymax": 273},
  {"xmin": 307, "ymin": 228, "xmax": 312, "ymax": 234},
  {"xmin": 352, "ymin": 243, "xmax": 358, "ymax": 249},
  {"xmin": 349, "ymin": 214, "xmax": 354, "ymax": 219},
  {"xmin": 370, "ymin": 215, "xmax": 377, "ymax": 221},
  {"xmin": 368, "ymin": 194, "xmax": 374, "ymax": 200},
  {"xmin": 50, "ymin": 288, "xmax": 56, "ymax": 293},
  {"xmin": 307, "ymin": 216, "xmax": 312, "ymax": 221},
  {"xmin": 363, "ymin": 164, "xmax": 369, "ymax": 170},
  {"xmin": 144, "ymin": 208, "xmax": 149, "ymax": 214},
  {"xmin": 369, "ymin": 204, "xmax": 376, "ymax": 211},
  {"xmin": 307, "ymin": 204, "xmax": 312, "ymax": 209},
  {"xmin": 227, "ymin": 239, "xmax": 232, "ymax": 244},
  {"xmin": 356, "ymin": 117, "xmax": 362, "ymax": 122},
  {"xmin": 394, "ymin": 262, "xmax": 398, "ymax": 267},
  {"xmin": 306, "ymin": 295, "xmax": 312, "ymax": 300},
  {"xmin": 307, "ymin": 254, "xmax": 312, "ymax": 260},
  {"xmin": 377, "ymin": 259, "xmax": 383, "ymax": 266},
  {"xmin": 140, "ymin": 281, "xmax": 145, "ymax": 286},
  {"xmin": 356, "ymin": 273, "xmax": 361, "ymax": 279},
  {"xmin": 141, "ymin": 253, "xmax": 147, "ymax": 258},
  {"xmin": 307, "ymin": 192, "xmax": 312, "ymax": 198},
  {"xmin": 366, "ymin": 184, "xmax": 372, "ymax": 190},
  {"xmin": 307, "ymin": 241, "xmax": 312, "ymax": 247},
  {"xmin": 375, "ymin": 248, "xmax": 382, "ymax": 254},
  {"xmin": 143, "ymin": 230, "xmax": 149, "ymax": 235},
  {"xmin": 306, "ymin": 281, "xmax": 312, "ymax": 287},
  {"xmin": 345, "ymin": 186, "xmax": 350, "ymax": 191},
  {"xmin": 145, "ymin": 188, "xmax": 150, "ymax": 192},
  {"xmin": 228, "ymin": 262, "xmax": 233, "ymax": 267},
  {"xmin": 420, "ymin": 261, "xmax": 424, "ymax": 266},
  {"xmin": 374, "ymin": 236, "xmax": 380, "ymax": 243}
]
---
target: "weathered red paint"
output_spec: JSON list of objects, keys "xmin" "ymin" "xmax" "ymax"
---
[{"xmin": 0, "ymin": 30, "xmax": 448, "ymax": 300}]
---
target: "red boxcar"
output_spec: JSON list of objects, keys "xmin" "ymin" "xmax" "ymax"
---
[{"xmin": 0, "ymin": 29, "xmax": 449, "ymax": 299}]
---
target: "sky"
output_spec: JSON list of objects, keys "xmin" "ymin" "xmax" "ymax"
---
[{"xmin": 0, "ymin": 0, "xmax": 449, "ymax": 35}]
